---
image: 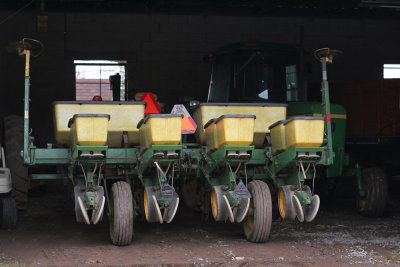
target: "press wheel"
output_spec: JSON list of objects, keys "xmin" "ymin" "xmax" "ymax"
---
[
  {"xmin": 278, "ymin": 186, "xmax": 296, "ymax": 220},
  {"xmin": 210, "ymin": 186, "xmax": 233, "ymax": 222},
  {"xmin": 292, "ymin": 194, "xmax": 304, "ymax": 222},
  {"xmin": 144, "ymin": 187, "xmax": 163, "ymax": 223},
  {"xmin": 233, "ymin": 197, "xmax": 250, "ymax": 223},
  {"xmin": 305, "ymin": 195, "xmax": 320, "ymax": 222}
]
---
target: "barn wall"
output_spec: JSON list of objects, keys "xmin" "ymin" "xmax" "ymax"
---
[{"xmin": 0, "ymin": 11, "xmax": 399, "ymax": 143}]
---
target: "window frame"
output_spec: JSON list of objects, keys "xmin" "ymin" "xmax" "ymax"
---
[{"xmin": 74, "ymin": 60, "xmax": 128, "ymax": 101}]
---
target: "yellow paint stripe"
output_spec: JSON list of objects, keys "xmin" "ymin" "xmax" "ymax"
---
[
  {"xmin": 312, "ymin": 113, "xmax": 347, "ymax": 119},
  {"xmin": 287, "ymin": 113, "xmax": 347, "ymax": 119}
]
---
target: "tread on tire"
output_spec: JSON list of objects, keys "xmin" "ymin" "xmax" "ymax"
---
[
  {"xmin": 243, "ymin": 180, "xmax": 272, "ymax": 243},
  {"xmin": 109, "ymin": 181, "xmax": 134, "ymax": 246},
  {"xmin": 356, "ymin": 167, "xmax": 388, "ymax": 217},
  {"xmin": 0, "ymin": 197, "xmax": 17, "ymax": 230},
  {"xmin": 4, "ymin": 115, "xmax": 29, "ymax": 210}
]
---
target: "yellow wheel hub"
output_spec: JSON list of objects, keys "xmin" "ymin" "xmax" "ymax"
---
[
  {"xmin": 278, "ymin": 188, "xmax": 286, "ymax": 219},
  {"xmin": 211, "ymin": 189, "xmax": 218, "ymax": 219},
  {"xmin": 144, "ymin": 188, "xmax": 149, "ymax": 221}
]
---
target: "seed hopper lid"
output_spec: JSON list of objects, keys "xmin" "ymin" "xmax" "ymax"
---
[
  {"xmin": 137, "ymin": 114, "xmax": 183, "ymax": 129},
  {"xmin": 268, "ymin": 120, "xmax": 287, "ymax": 130},
  {"xmin": 68, "ymin": 114, "xmax": 110, "ymax": 128},
  {"xmin": 53, "ymin": 101, "xmax": 146, "ymax": 105},
  {"xmin": 203, "ymin": 118, "xmax": 216, "ymax": 129},
  {"xmin": 284, "ymin": 116, "xmax": 324, "ymax": 125},
  {"xmin": 214, "ymin": 114, "xmax": 256, "ymax": 124},
  {"xmin": 195, "ymin": 102, "xmax": 288, "ymax": 109}
]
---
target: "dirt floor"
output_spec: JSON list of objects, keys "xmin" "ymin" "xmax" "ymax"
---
[{"xmin": 0, "ymin": 186, "xmax": 399, "ymax": 267}]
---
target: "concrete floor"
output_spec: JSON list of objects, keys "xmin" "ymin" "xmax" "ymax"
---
[{"xmin": 0, "ymin": 186, "xmax": 399, "ymax": 267}]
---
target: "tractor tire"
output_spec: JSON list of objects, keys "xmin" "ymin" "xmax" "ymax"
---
[
  {"xmin": 109, "ymin": 181, "xmax": 134, "ymax": 246},
  {"xmin": 356, "ymin": 167, "xmax": 388, "ymax": 217},
  {"xmin": 243, "ymin": 180, "xmax": 272, "ymax": 243},
  {"xmin": 4, "ymin": 115, "xmax": 29, "ymax": 210},
  {"xmin": 0, "ymin": 197, "xmax": 17, "ymax": 230}
]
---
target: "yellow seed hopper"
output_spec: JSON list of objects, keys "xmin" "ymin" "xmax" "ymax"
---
[
  {"xmin": 193, "ymin": 103, "xmax": 287, "ymax": 147},
  {"xmin": 137, "ymin": 114, "xmax": 183, "ymax": 150},
  {"xmin": 204, "ymin": 115, "xmax": 256, "ymax": 152},
  {"xmin": 68, "ymin": 114, "xmax": 110, "ymax": 147},
  {"xmin": 53, "ymin": 101, "xmax": 146, "ymax": 147}
]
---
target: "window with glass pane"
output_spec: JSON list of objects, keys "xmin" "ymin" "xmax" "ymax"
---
[
  {"xmin": 74, "ymin": 60, "xmax": 127, "ymax": 101},
  {"xmin": 383, "ymin": 64, "xmax": 400, "ymax": 79},
  {"xmin": 286, "ymin": 65, "xmax": 298, "ymax": 101}
]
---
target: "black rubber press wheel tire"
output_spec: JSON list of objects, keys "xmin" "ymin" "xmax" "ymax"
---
[
  {"xmin": 356, "ymin": 167, "xmax": 388, "ymax": 217},
  {"xmin": 4, "ymin": 115, "xmax": 29, "ymax": 210},
  {"xmin": 243, "ymin": 180, "xmax": 272, "ymax": 243},
  {"xmin": 109, "ymin": 181, "xmax": 134, "ymax": 246},
  {"xmin": 0, "ymin": 198, "xmax": 17, "ymax": 230}
]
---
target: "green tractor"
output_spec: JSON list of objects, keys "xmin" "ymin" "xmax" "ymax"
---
[
  {"xmin": 205, "ymin": 42, "xmax": 388, "ymax": 217},
  {"xmin": 2, "ymin": 38, "xmax": 366, "ymax": 246}
]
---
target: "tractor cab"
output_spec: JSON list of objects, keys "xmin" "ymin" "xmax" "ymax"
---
[{"xmin": 207, "ymin": 42, "xmax": 301, "ymax": 103}]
